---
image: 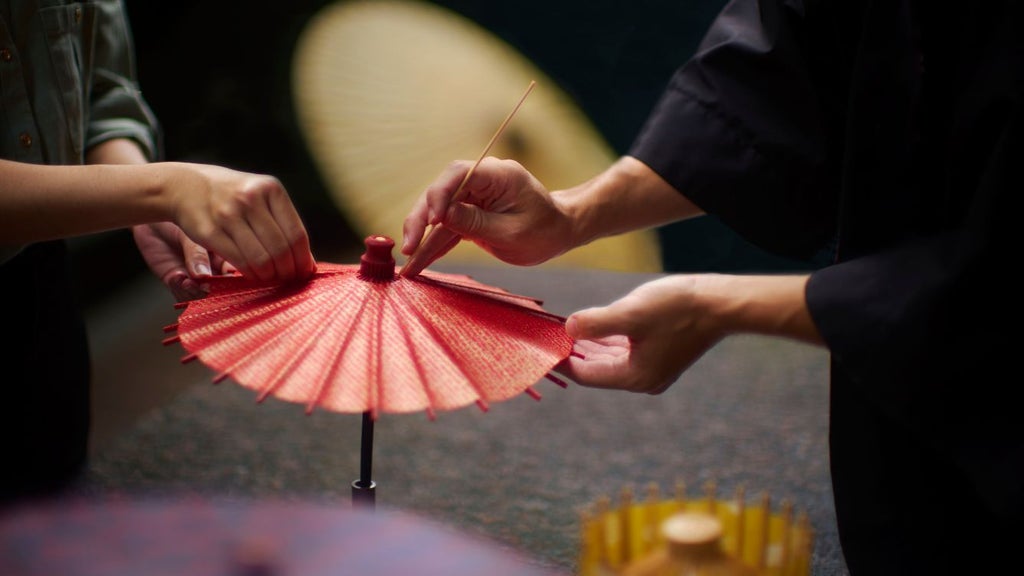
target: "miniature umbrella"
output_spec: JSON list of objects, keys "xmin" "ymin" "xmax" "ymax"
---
[{"xmin": 162, "ymin": 235, "xmax": 574, "ymax": 505}]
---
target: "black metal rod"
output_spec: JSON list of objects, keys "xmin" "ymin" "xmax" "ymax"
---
[
  {"xmin": 360, "ymin": 411, "xmax": 374, "ymax": 483},
  {"xmin": 351, "ymin": 411, "xmax": 376, "ymax": 509}
]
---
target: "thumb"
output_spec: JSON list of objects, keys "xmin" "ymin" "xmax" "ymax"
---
[
  {"xmin": 442, "ymin": 201, "xmax": 491, "ymax": 239},
  {"xmin": 566, "ymin": 305, "xmax": 631, "ymax": 340}
]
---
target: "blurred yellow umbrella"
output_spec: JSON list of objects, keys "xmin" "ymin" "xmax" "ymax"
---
[{"xmin": 291, "ymin": 0, "xmax": 662, "ymax": 272}]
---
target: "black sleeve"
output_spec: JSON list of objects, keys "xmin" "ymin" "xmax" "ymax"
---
[
  {"xmin": 629, "ymin": 0, "xmax": 842, "ymax": 260},
  {"xmin": 807, "ymin": 104, "xmax": 1022, "ymax": 512}
]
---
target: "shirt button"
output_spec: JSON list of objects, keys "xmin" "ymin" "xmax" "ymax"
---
[
  {"xmin": 19, "ymin": 132, "xmax": 32, "ymax": 148},
  {"xmin": 0, "ymin": 48, "xmax": 12, "ymax": 62}
]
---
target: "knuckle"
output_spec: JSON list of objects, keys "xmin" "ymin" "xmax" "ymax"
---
[
  {"xmin": 259, "ymin": 176, "xmax": 286, "ymax": 198},
  {"xmin": 240, "ymin": 176, "xmax": 283, "ymax": 205},
  {"xmin": 496, "ymin": 157, "xmax": 523, "ymax": 170},
  {"xmin": 236, "ymin": 186, "xmax": 262, "ymax": 209},
  {"xmin": 448, "ymin": 159, "xmax": 472, "ymax": 171},
  {"xmin": 213, "ymin": 202, "xmax": 239, "ymax": 223},
  {"xmin": 194, "ymin": 222, "xmax": 218, "ymax": 242}
]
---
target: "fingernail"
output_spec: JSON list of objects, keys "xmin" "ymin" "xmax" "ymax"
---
[
  {"xmin": 565, "ymin": 316, "xmax": 579, "ymax": 337},
  {"xmin": 194, "ymin": 263, "xmax": 211, "ymax": 277}
]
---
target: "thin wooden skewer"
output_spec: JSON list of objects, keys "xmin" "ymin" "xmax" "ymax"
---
[{"xmin": 400, "ymin": 80, "xmax": 537, "ymax": 278}]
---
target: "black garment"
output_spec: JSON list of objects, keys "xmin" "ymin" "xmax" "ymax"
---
[
  {"xmin": 0, "ymin": 241, "xmax": 91, "ymax": 504},
  {"xmin": 630, "ymin": 0, "xmax": 1021, "ymax": 573}
]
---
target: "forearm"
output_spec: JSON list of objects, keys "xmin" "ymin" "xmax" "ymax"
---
[
  {"xmin": 0, "ymin": 158, "xmax": 170, "ymax": 244},
  {"xmin": 87, "ymin": 138, "xmax": 154, "ymax": 240},
  {"xmin": 554, "ymin": 155, "xmax": 703, "ymax": 248},
  {"xmin": 699, "ymin": 273, "xmax": 823, "ymax": 346}
]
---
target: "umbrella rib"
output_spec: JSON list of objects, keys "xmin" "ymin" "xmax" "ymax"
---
[
  {"xmin": 181, "ymin": 281, "xmax": 319, "ymax": 334},
  {"xmin": 198, "ymin": 286, "xmax": 342, "ymax": 384},
  {"xmin": 253, "ymin": 291, "xmax": 360, "ymax": 403},
  {"xmin": 182, "ymin": 279, "xmax": 307, "ymax": 312},
  {"xmin": 415, "ymin": 273, "xmax": 545, "ymax": 304},
  {"xmin": 414, "ymin": 275, "xmax": 567, "ymax": 323},
  {"xmin": 392, "ymin": 286, "xmax": 490, "ymax": 411},
  {"xmin": 368, "ymin": 288, "xmax": 386, "ymax": 419},
  {"xmin": 389, "ymin": 290, "xmax": 442, "ymax": 417},
  {"xmin": 305, "ymin": 287, "xmax": 375, "ymax": 414},
  {"xmin": 186, "ymin": 270, "xmax": 340, "ymax": 319}
]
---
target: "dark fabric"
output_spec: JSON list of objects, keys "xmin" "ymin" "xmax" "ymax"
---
[
  {"xmin": 0, "ymin": 0, "xmax": 156, "ymax": 505},
  {"xmin": 0, "ymin": 241, "xmax": 91, "ymax": 505},
  {"xmin": 629, "ymin": 0, "xmax": 1022, "ymax": 573}
]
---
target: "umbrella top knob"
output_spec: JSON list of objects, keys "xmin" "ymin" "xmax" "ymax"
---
[{"xmin": 359, "ymin": 235, "xmax": 396, "ymax": 282}]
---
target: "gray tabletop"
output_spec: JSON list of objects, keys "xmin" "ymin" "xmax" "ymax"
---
[{"xmin": 76, "ymin": 265, "xmax": 850, "ymax": 575}]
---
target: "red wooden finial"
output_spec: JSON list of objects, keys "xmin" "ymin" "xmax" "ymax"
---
[{"xmin": 359, "ymin": 235, "xmax": 396, "ymax": 282}]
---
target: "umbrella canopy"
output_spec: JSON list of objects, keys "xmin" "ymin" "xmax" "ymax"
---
[
  {"xmin": 291, "ymin": 0, "xmax": 663, "ymax": 273},
  {"xmin": 163, "ymin": 236, "xmax": 574, "ymax": 419}
]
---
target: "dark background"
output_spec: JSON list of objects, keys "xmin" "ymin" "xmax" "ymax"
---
[{"xmin": 74, "ymin": 0, "xmax": 812, "ymax": 308}]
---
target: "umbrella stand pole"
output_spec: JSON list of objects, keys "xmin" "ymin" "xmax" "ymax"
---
[{"xmin": 351, "ymin": 411, "xmax": 376, "ymax": 509}]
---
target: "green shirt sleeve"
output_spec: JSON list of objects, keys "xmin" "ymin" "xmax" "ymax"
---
[{"xmin": 85, "ymin": 0, "xmax": 160, "ymax": 161}]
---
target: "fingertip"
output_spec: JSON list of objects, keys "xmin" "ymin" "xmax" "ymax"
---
[
  {"xmin": 299, "ymin": 257, "xmax": 316, "ymax": 278},
  {"xmin": 400, "ymin": 235, "xmax": 415, "ymax": 255},
  {"xmin": 566, "ymin": 308, "xmax": 601, "ymax": 339},
  {"xmin": 564, "ymin": 315, "xmax": 580, "ymax": 338}
]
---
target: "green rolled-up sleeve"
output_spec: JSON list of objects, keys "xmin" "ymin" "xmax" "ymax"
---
[{"xmin": 85, "ymin": 0, "xmax": 160, "ymax": 160}]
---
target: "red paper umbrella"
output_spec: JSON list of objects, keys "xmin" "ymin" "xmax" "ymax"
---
[{"xmin": 162, "ymin": 235, "xmax": 573, "ymax": 505}]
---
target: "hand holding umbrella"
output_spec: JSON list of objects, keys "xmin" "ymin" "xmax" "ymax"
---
[{"xmin": 400, "ymin": 80, "xmax": 536, "ymax": 278}]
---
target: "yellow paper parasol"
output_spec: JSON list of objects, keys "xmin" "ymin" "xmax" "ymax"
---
[{"xmin": 291, "ymin": 0, "xmax": 662, "ymax": 272}]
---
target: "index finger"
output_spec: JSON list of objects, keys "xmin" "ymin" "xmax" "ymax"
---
[
  {"xmin": 266, "ymin": 187, "xmax": 316, "ymax": 278},
  {"xmin": 423, "ymin": 160, "xmax": 477, "ymax": 225},
  {"xmin": 401, "ymin": 194, "xmax": 430, "ymax": 256}
]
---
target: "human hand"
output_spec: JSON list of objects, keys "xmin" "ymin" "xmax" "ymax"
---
[
  {"xmin": 159, "ymin": 163, "xmax": 316, "ymax": 283},
  {"xmin": 401, "ymin": 157, "xmax": 573, "ymax": 270},
  {"xmin": 557, "ymin": 275, "xmax": 728, "ymax": 394},
  {"xmin": 132, "ymin": 222, "xmax": 237, "ymax": 302}
]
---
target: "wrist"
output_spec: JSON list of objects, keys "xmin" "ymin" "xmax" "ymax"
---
[
  {"xmin": 697, "ymin": 274, "xmax": 822, "ymax": 345},
  {"xmin": 551, "ymin": 158, "xmax": 639, "ymax": 250},
  {"xmin": 553, "ymin": 157, "xmax": 703, "ymax": 250},
  {"xmin": 550, "ymin": 186, "xmax": 590, "ymax": 252},
  {"xmin": 131, "ymin": 162, "xmax": 177, "ymax": 223}
]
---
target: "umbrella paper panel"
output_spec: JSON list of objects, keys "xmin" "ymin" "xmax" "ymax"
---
[{"xmin": 164, "ymin": 237, "xmax": 574, "ymax": 418}]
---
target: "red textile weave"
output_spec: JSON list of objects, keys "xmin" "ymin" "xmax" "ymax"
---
[{"xmin": 166, "ymin": 257, "xmax": 573, "ymax": 417}]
